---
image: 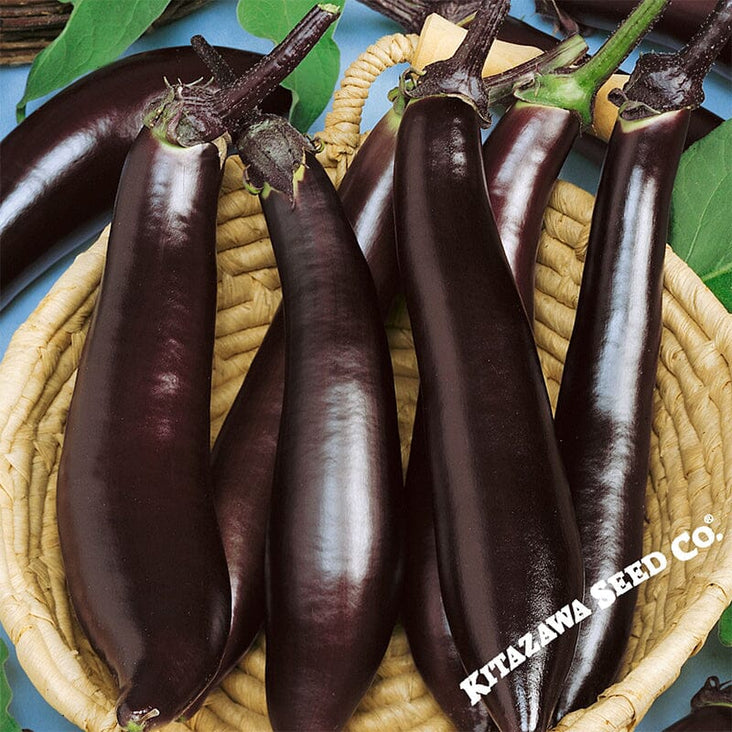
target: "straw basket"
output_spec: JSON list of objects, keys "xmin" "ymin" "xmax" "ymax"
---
[{"xmin": 1, "ymin": 32, "xmax": 730, "ymax": 732}]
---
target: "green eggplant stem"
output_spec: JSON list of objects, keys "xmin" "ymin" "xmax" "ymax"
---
[{"xmin": 516, "ymin": 0, "xmax": 668, "ymax": 126}]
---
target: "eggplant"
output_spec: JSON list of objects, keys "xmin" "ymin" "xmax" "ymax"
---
[
  {"xmin": 0, "ymin": 45, "xmax": 290, "ymax": 307},
  {"xmin": 393, "ymin": 2, "xmax": 583, "ymax": 729},
  {"xmin": 553, "ymin": 0, "xmax": 732, "ymax": 717},
  {"xmin": 230, "ymin": 114, "xmax": 403, "ymax": 730},
  {"xmin": 57, "ymin": 121, "xmax": 229, "ymax": 731},
  {"xmin": 205, "ymin": 103, "xmax": 403, "ymax": 687},
  {"xmin": 663, "ymin": 677, "xmax": 732, "ymax": 731},
  {"xmin": 482, "ymin": 103, "xmax": 578, "ymax": 319},
  {"xmin": 395, "ymin": 89, "xmax": 582, "ymax": 732}
]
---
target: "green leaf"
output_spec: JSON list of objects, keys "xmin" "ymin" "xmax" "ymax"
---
[
  {"xmin": 17, "ymin": 0, "xmax": 170, "ymax": 122},
  {"xmin": 669, "ymin": 119, "xmax": 732, "ymax": 311},
  {"xmin": 237, "ymin": 0, "xmax": 345, "ymax": 132},
  {"xmin": 720, "ymin": 603, "xmax": 732, "ymax": 647},
  {"xmin": 1, "ymin": 640, "xmax": 22, "ymax": 732}
]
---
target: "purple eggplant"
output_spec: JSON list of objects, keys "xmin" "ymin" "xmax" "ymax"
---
[
  {"xmin": 0, "ymin": 45, "xmax": 290, "ymax": 307},
  {"xmin": 208, "ymin": 104, "xmax": 402, "ymax": 683},
  {"xmin": 57, "ymin": 121, "xmax": 228, "ymax": 730},
  {"xmin": 393, "ymin": 2, "xmax": 583, "ymax": 729},
  {"xmin": 231, "ymin": 114, "xmax": 403, "ymax": 730},
  {"xmin": 663, "ymin": 677, "xmax": 732, "ymax": 731},
  {"xmin": 553, "ymin": 0, "xmax": 732, "ymax": 717}
]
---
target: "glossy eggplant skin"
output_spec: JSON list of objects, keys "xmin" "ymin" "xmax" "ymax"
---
[
  {"xmin": 553, "ymin": 109, "xmax": 690, "ymax": 719},
  {"xmin": 482, "ymin": 102, "xmax": 578, "ymax": 321},
  {"xmin": 394, "ymin": 95, "xmax": 583, "ymax": 732},
  {"xmin": 335, "ymin": 108, "xmax": 402, "ymax": 312},
  {"xmin": 262, "ymin": 151, "xmax": 403, "ymax": 730},
  {"xmin": 542, "ymin": 0, "xmax": 731, "ymax": 72},
  {"xmin": 206, "ymin": 109, "xmax": 402, "ymax": 686},
  {"xmin": 57, "ymin": 127, "xmax": 230, "ymax": 730},
  {"xmin": 0, "ymin": 46, "xmax": 290, "ymax": 305}
]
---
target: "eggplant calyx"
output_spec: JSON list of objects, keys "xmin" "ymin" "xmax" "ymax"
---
[
  {"xmin": 236, "ymin": 113, "xmax": 317, "ymax": 201},
  {"xmin": 611, "ymin": 0, "xmax": 732, "ymax": 120},
  {"xmin": 143, "ymin": 80, "xmax": 226, "ymax": 147},
  {"xmin": 403, "ymin": 0, "xmax": 510, "ymax": 125},
  {"xmin": 516, "ymin": 0, "xmax": 667, "ymax": 127}
]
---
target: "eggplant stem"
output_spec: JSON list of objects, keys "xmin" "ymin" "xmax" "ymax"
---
[
  {"xmin": 190, "ymin": 35, "xmax": 238, "ymax": 86},
  {"xmin": 515, "ymin": 0, "xmax": 667, "ymax": 127},
  {"xmin": 482, "ymin": 33, "xmax": 588, "ymax": 105},
  {"xmin": 450, "ymin": 0, "xmax": 510, "ymax": 78},
  {"xmin": 148, "ymin": 4, "xmax": 339, "ymax": 146},
  {"xmin": 213, "ymin": 3, "xmax": 340, "ymax": 126},
  {"xmin": 572, "ymin": 0, "xmax": 666, "ymax": 87},
  {"xmin": 679, "ymin": 0, "xmax": 732, "ymax": 78}
]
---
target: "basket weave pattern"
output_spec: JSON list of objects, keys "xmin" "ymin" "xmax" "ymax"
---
[{"xmin": 0, "ymin": 33, "xmax": 730, "ymax": 732}]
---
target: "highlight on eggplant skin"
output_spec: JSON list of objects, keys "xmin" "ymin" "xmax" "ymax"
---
[{"xmin": 0, "ymin": 45, "xmax": 291, "ymax": 308}]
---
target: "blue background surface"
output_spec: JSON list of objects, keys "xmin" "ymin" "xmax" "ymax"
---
[{"xmin": 0, "ymin": 1, "xmax": 729, "ymax": 730}]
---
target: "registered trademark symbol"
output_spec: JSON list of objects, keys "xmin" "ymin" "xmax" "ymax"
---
[{"xmin": 704, "ymin": 514, "xmax": 714, "ymax": 524}]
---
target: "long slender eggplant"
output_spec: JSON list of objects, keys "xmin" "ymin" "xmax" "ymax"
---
[
  {"xmin": 56, "ymin": 8, "xmax": 341, "ymax": 729},
  {"xmin": 400, "ymin": 34, "xmax": 594, "ymax": 732},
  {"xmin": 393, "ymin": 2, "xmax": 583, "ymax": 730},
  {"xmin": 553, "ymin": 0, "xmax": 732, "ymax": 718},
  {"xmin": 0, "ymin": 46, "xmax": 290, "ymax": 307},
  {"xmin": 57, "ymin": 121, "xmax": 229, "ymax": 732},
  {"xmin": 536, "ymin": 0, "xmax": 731, "ymax": 74},
  {"xmin": 198, "ymin": 101, "xmax": 404, "ymax": 698},
  {"xmin": 231, "ymin": 115, "xmax": 403, "ymax": 730}
]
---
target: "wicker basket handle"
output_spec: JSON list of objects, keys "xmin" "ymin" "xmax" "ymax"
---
[{"xmin": 319, "ymin": 32, "xmax": 418, "ymax": 169}]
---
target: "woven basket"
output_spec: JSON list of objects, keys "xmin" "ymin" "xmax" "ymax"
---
[{"xmin": 0, "ymin": 32, "xmax": 730, "ymax": 732}]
